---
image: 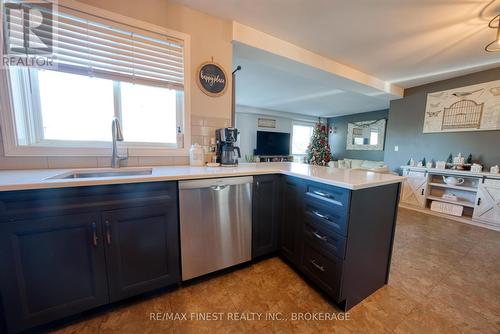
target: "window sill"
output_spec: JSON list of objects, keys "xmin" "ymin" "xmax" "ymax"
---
[{"xmin": 2, "ymin": 143, "xmax": 189, "ymax": 157}]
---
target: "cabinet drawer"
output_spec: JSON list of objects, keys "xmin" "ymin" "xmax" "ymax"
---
[
  {"xmin": 304, "ymin": 182, "xmax": 350, "ymax": 212},
  {"xmin": 305, "ymin": 200, "xmax": 348, "ymax": 236},
  {"xmin": 301, "ymin": 241, "xmax": 342, "ymax": 300},
  {"xmin": 0, "ymin": 182, "xmax": 177, "ymax": 220},
  {"xmin": 304, "ymin": 220, "xmax": 346, "ymax": 259}
]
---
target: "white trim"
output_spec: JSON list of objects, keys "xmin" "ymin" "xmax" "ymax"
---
[
  {"xmin": 0, "ymin": 0, "xmax": 191, "ymax": 157},
  {"xmin": 0, "ymin": 68, "xmax": 20, "ymax": 155}
]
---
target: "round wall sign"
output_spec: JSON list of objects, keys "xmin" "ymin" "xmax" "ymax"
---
[{"xmin": 197, "ymin": 62, "xmax": 227, "ymax": 97}]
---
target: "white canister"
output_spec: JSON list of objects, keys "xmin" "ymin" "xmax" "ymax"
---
[
  {"xmin": 490, "ymin": 165, "xmax": 500, "ymax": 174},
  {"xmin": 189, "ymin": 143, "xmax": 205, "ymax": 166}
]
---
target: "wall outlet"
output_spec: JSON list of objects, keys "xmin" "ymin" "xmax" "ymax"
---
[{"xmin": 394, "ymin": 146, "xmax": 399, "ymax": 152}]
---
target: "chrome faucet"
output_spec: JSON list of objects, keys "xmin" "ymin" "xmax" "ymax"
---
[{"xmin": 111, "ymin": 117, "xmax": 128, "ymax": 168}]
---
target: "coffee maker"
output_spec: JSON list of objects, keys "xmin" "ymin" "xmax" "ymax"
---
[{"xmin": 216, "ymin": 128, "xmax": 241, "ymax": 166}]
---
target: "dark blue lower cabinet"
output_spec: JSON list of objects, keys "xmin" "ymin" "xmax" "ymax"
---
[
  {"xmin": 103, "ymin": 205, "xmax": 180, "ymax": 302},
  {"xmin": 0, "ymin": 176, "xmax": 400, "ymax": 332},
  {"xmin": 0, "ymin": 182, "xmax": 180, "ymax": 333},
  {"xmin": 0, "ymin": 214, "xmax": 109, "ymax": 333},
  {"xmin": 282, "ymin": 177, "xmax": 401, "ymax": 311},
  {"xmin": 280, "ymin": 176, "xmax": 306, "ymax": 266},
  {"xmin": 252, "ymin": 175, "xmax": 281, "ymax": 258}
]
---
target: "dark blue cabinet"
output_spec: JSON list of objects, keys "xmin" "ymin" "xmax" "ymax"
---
[
  {"xmin": 285, "ymin": 177, "xmax": 400, "ymax": 311},
  {"xmin": 0, "ymin": 182, "xmax": 180, "ymax": 333},
  {"xmin": 0, "ymin": 213, "xmax": 109, "ymax": 333},
  {"xmin": 280, "ymin": 176, "xmax": 306, "ymax": 266},
  {"xmin": 252, "ymin": 175, "xmax": 281, "ymax": 258},
  {"xmin": 103, "ymin": 205, "xmax": 180, "ymax": 302}
]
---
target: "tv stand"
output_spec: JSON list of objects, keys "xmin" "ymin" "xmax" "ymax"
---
[{"xmin": 257, "ymin": 155, "xmax": 294, "ymax": 163}]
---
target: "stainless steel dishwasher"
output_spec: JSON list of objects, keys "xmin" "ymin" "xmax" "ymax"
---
[{"xmin": 179, "ymin": 176, "xmax": 253, "ymax": 280}]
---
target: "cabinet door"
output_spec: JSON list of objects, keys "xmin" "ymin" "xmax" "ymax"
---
[
  {"xmin": 473, "ymin": 180, "xmax": 500, "ymax": 227},
  {"xmin": 280, "ymin": 176, "xmax": 306, "ymax": 265},
  {"xmin": 0, "ymin": 214, "xmax": 108, "ymax": 333},
  {"xmin": 102, "ymin": 205, "xmax": 180, "ymax": 302},
  {"xmin": 252, "ymin": 175, "xmax": 281, "ymax": 258},
  {"xmin": 400, "ymin": 176, "xmax": 427, "ymax": 207}
]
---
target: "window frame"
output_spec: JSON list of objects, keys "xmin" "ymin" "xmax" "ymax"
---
[
  {"xmin": 0, "ymin": 1, "xmax": 191, "ymax": 157},
  {"xmin": 291, "ymin": 121, "xmax": 315, "ymax": 156}
]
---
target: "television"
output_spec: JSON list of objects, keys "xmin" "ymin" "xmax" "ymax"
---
[{"xmin": 255, "ymin": 131, "xmax": 290, "ymax": 156}]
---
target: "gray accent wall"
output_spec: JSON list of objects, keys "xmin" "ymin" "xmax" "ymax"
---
[
  {"xmin": 384, "ymin": 67, "xmax": 500, "ymax": 172},
  {"xmin": 328, "ymin": 109, "xmax": 389, "ymax": 161}
]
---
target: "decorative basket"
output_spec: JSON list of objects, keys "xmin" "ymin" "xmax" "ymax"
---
[{"xmin": 430, "ymin": 201, "xmax": 463, "ymax": 217}]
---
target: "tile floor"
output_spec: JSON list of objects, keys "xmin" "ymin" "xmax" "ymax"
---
[{"xmin": 50, "ymin": 208, "xmax": 500, "ymax": 333}]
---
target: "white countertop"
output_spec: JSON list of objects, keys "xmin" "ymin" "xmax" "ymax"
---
[{"xmin": 0, "ymin": 162, "xmax": 405, "ymax": 192}]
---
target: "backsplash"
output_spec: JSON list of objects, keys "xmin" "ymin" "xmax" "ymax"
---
[
  {"xmin": 191, "ymin": 115, "xmax": 231, "ymax": 149},
  {"xmin": 0, "ymin": 115, "xmax": 228, "ymax": 170}
]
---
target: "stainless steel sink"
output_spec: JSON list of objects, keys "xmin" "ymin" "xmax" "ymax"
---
[{"xmin": 47, "ymin": 168, "xmax": 153, "ymax": 180}]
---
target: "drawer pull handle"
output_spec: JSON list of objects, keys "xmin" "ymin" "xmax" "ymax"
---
[
  {"xmin": 312, "ymin": 231, "xmax": 327, "ymax": 241},
  {"xmin": 105, "ymin": 221, "xmax": 112, "ymax": 245},
  {"xmin": 313, "ymin": 190, "xmax": 333, "ymax": 199},
  {"xmin": 312, "ymin": 210, "xmax": 330, "ymax": 221},
  {"xmin": 91, "ymin": 222, "xmax": 98, "ymax": 247},
  {"xmin": 311, "ymin": 259, "xmax": 325, "ymax": 272},
  {"xmin": 477, "ymin": 197, "xmax": 481, "ymax": 206}
]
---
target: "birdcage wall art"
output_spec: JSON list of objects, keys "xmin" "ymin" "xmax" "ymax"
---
[
  {"xmin": 441, "ymin": 100, "xmax": 484, "ymax": 130},
  {"xmin": 423, "ymin": 78, "xmax": 500, "ymax": 133}
]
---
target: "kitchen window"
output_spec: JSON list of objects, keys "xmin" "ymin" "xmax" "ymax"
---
[
  {"xmin": 292, "ymin": 123, "xmax": 314, "ymax": 156},
  {"xmin": 0, "ymin": 2, "xmax": 190, "ymax": 156}
]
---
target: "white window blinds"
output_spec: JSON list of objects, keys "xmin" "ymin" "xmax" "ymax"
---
[{"xmin": 9, "ymin": 3, "xmax": 185, "ymax": 90}]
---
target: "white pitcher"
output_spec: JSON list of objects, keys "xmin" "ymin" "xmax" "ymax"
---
[{"xmin": 442, "ymin": 176, "xmax": 464, "ymax": 186}]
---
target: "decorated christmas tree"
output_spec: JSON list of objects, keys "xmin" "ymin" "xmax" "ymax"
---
[{"xmin": 305, "ymin": 122, "xmax": 333, "ymax": 166}]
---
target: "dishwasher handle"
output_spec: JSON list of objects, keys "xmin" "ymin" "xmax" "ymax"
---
[
  {"xmin": 179, "ymin": 176, "xmax": 253, "ymax": 190},
  {"xmin": 210, "ymin": 185, "xmax": 228, "ymax": 191}
]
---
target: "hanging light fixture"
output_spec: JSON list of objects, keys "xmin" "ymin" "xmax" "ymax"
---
[{"xmin": 485, "ymin": 13, "xmax": 500, "ymax": 52}]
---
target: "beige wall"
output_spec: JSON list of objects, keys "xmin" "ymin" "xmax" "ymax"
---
[
  {"xmin": 78, "ymin": 0, "xmax": 233, "ymax": 120},
  {"xmin": 0, "ymin": 0, "xmax": 233, "ymax": 169}
]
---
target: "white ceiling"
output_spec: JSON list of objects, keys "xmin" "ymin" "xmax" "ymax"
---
[
  {"xmin": 233, "ymin": 43, "xmax": 396, "ymax": 117},
  {"xmin": 174, "ymin": 0, "xmax": 500, "ymax": 88}
]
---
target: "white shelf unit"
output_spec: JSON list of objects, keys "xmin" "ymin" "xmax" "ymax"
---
[
  {"xmin": 400, "ymin": 166, "xmax": 500, "ymax": 231},
  {"xmin": 426, "ymin": 195, "xmax": 475, "ymax": 208},
  {"xmin": 428, "ymin": 182, "xmax": 477, "ymax": 192}
]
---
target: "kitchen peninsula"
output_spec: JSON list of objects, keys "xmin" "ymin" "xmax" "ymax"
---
[{"xmin": 0, "ymin": 163, "xmax": 404, "ymax": 333}]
